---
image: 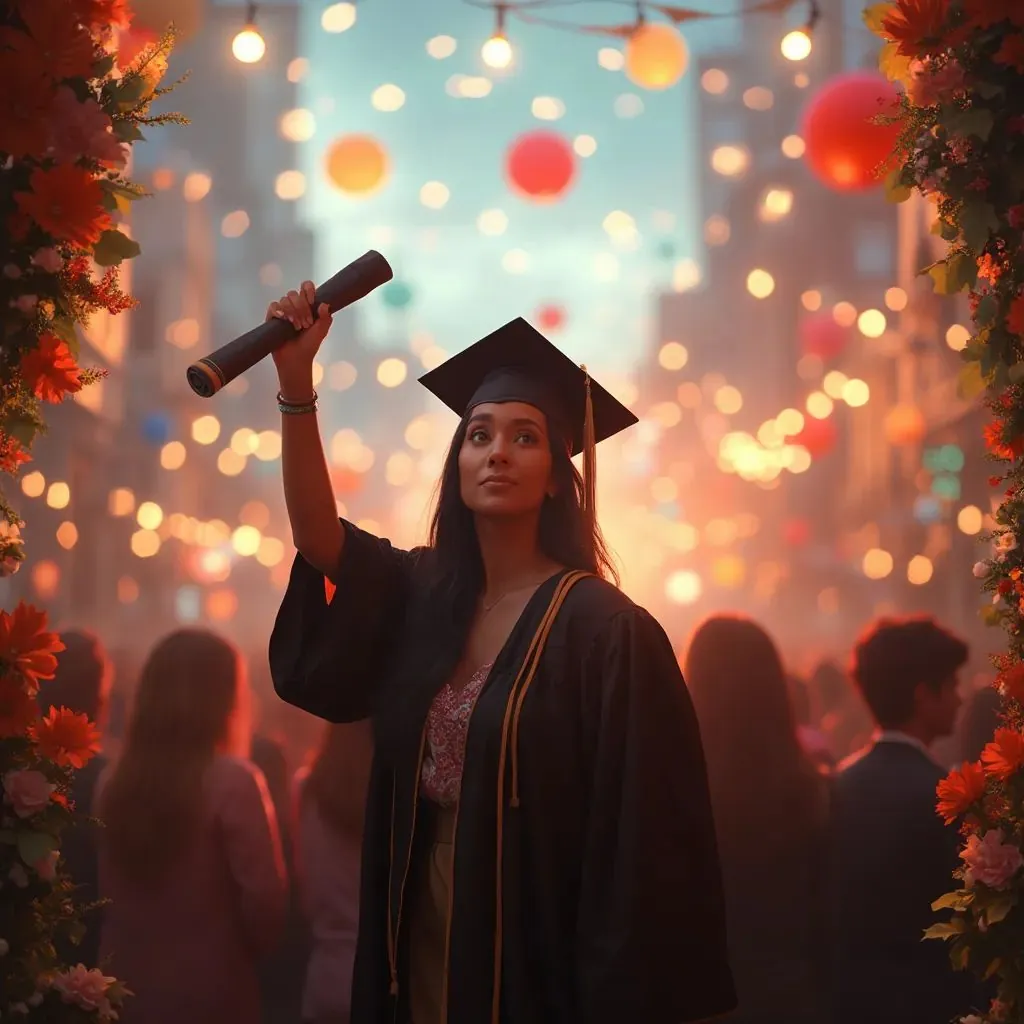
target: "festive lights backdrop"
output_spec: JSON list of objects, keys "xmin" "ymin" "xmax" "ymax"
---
[{"xmin": 1, "ymin": 0, "xmax": 998, "ymax": 666}]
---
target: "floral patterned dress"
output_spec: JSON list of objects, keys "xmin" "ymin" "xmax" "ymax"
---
[{"xmin": 419, "ymin": 662, "xmax": 493, "ymax": 806}]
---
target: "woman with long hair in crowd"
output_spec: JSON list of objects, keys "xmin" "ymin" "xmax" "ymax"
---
[
  {"xmin": 268, "ymin": 281, "xmax": 735, "ymax": 1024},
  {"xmin": 97, "ymin": 628, "xmax": 287, "ymax": 1024},
  {"xmin": 294, "ymin": 720, "xmax": 374, "ymax": 1024},
  {"xmin": 686, "ymin": 614, "xmax": 831, "ymax": 1024}
]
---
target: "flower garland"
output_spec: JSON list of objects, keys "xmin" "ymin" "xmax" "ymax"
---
[
  {"xmin": 866, "ymin": 1, "xmax": 1024, "ymax": 1020},
  {"xmin": 0, "ymin": 1, "xmax": 183, "ymax": 1018}
]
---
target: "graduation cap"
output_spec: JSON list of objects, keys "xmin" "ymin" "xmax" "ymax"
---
[{"xmin": 418, "ymin": 316, "xmax": 638, "ymax": 532}]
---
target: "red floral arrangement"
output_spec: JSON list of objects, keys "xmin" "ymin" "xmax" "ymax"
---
[
  {"xmin": 866, "ymin": 0, "xmax": 1024, "ymax": 1020},
  {"xmin": 0, "ymin": 0, "xmax": 183, "ymax": 1017}
]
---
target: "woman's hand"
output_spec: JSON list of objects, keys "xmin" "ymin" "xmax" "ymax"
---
[{"xmin": 269, "ymin": 280, "xmax": 333, "ymax": 394}]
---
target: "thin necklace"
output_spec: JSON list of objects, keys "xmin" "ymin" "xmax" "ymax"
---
[{"xmin": 481, "ymin": 575, "xmax": 553, "ymax": 614}]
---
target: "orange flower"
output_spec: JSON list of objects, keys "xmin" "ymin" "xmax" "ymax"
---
[
  {"xmin": 0, "ymin": 674, "xmax": 38, "ymax": 738},
  {"xmin": 984, "ymin": 421, "xmax": 1024, "ymax": 460},
  {"xmin": 936, "ymin": 761, "xmax": 987, "ymax": 824},
  {"xmin": 15, "ymin": 165, "xmax": 111, "ymax": 248},
  {"xmin": 0, "ymin": 52, "xmax": 59, "ymax": 159},
  {"xmin": 19, "ymin": 334, "xmax": 82, "ymax": 404},
  {"xmin": 0, "ymin": 436, "xmax": 32, "ymax": 475},
  {"xmin": 0, "ymin": 603, "xmax": 65, "ymax": 693},
  {"xmin": 880, "ymin": 0, "xmax": 957, "ymax": 58},
  {"xmin": 0, "ymin": 0, "xmax": 97, "ymax": 80},
  {"xmin": 33, "ymin": 706, "xmax": 101, "ymax": 769},
  {"xmin": 70, "ymin": 0, "xmax": 132, "ymax": 29},
  {"xmin": 997, "ymin": 661, "xmax": 1024, "ymax": 702},
  {"xmin": 981, "ymin": 728, "xmax": 1024, "ymax": 781}
]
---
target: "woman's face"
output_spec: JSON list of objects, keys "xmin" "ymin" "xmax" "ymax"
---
[{"xmin": 458, "ymin": 401, "xmax": 555, "ymax": 517}]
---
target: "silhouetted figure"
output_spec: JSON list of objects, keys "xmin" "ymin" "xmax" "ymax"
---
[
  {"xmin": 687, "ymin": 615, "xmax": 830, "ymax": 1024},
  {"xmin": 827, "ymin": 616, "xmax": 978, "ymax": 1024},
  {"xmin": 958, "ymin": 684, "xmax": 1002, "ymax": 764}
]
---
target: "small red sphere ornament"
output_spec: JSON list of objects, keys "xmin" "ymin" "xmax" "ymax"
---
[
  {"xmin": 800, "ymin": 72, "xmax": 902, "ymax": 191},
  {"xmin": 505, "ymin": 131, "xmax": 576, "ymax": 204},
  {"xmin": 536, "ymin": 304, "xmax": 566, "ymax": 331},
  {"xmin": 782, "ymin": 518, "xmax": 812, "ymax": 547},
  {"xmin": 799, "ymin": 312, "xmax": 849, "ymax": 360},
  {"xmin": 791, "ymin": 416, "xmax": 838, "ymax": 458}
]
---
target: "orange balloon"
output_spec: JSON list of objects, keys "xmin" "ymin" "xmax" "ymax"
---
[
  {"xmin": 324, "ymin": 134, "xmax": 390, "ymax": 197},
  {"xmin": 624, "ymin": 23, "xmax": 689, "ymax": 91}
]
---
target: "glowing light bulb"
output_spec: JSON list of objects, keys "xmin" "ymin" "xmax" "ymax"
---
[
  {"xmin": 232, "ymin": 25, "xmax": 266, "ymax": 64},
  {"xmin": 781, "ymin": 29, "xmax": 812, "ymax": 61},
  {"xmin": 481, "ymin": 34, "xmax": 513, "ymax": 69}
]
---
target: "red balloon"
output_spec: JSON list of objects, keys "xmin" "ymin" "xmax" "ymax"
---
[
  {"xmin": 782, "ymin": 518, "xmax": 812, "ymax": 547},
  {"xmin": 536, "ymin": 304, "xmax": 566, "ymax": 331},
  {"xmin": 505, "ymin": 131, "xmax": 576, "ymax": 203},
  {"xmin": 799, "ymin": 312, "xmax": 849, "ymax": 360},
  {"xmin": 800, "ymin": 72, "xmax": 902, "ymax": 192},
  {"xmin": 791, "ymin": 417, "xmax": 838, "ymax": 458}
]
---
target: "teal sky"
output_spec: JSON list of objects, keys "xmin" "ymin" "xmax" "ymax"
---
[{"xmin": 286, "ymin": 0, "xmax": 744, "ymax": 375}]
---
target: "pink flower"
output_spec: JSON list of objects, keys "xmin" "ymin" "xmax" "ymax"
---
[
  {"xmin": 960, "ymin": 829, "xmax": 1024, "ymax": 889},
  {"xmin": 47, "ymin": 87, "xmax": 125, "ymax": 167},
  {"xmin": 908, "ymin": 58, "xmax": 966, "ymax": 107},
  {"xmin": 31, "ymin": 247, "xmax": 63, "ymax": 273},
  {"xmin": 33, "ymin": 849, "xmax": 59, "ymax": 882},
  {"xmin": 51, "ymin": 964, "xmax": 115, "ymax": 1015},
  {"xmin": 946, "ymin": 135, "xmax": 972, "ymax": 165},
  {"xmin": 2, "ymin": 769, "xmax": 55, "ymax": 818},
  {"xmin": 12, "ymin": 294, "xmax": 38, "ymax": 314}
]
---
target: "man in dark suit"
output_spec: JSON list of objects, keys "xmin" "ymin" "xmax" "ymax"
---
[
  {"xmin": 43, "ymin": 630, "xmax": 113, "ymax": 969},
  {"xmin": 827, "ymin": 615, "xmax": 980, "ymax": 1024}
]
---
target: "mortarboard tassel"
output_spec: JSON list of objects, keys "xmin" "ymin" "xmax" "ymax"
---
[{"xmin": 580, "ymin": 364, "xmax": 597, "ymax": 539}]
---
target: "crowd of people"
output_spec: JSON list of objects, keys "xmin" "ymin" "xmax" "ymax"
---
[{"xmin": 46, "ymin": 608, "xmax": 995, "ymax": 1024}]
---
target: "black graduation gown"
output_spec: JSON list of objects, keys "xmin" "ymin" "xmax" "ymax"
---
[{"xmin": 270, "ymin": 520, "xmax": 736, "ymax": 1024}]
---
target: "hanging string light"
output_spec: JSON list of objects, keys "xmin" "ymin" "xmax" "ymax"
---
[
  {"xmin": 780, "ymin": 0, "xmax": 819, "ymax": 61},
  {"xmin": 481, "ymin": 3, "xmax": 514, "ymax": 69},
  {"xmin": 232, "ymin": 1, "xmax": 266, "ymax": 64}
]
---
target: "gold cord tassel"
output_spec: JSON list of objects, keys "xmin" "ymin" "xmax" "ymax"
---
[{"xmin": 581, "ymin": 364, "xmax": 597, "ymax": 538}]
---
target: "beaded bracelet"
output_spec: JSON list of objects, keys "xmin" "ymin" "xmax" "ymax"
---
[{"xmin": 277, "ymin": 389, "xmax": 318, "ymax": 415}]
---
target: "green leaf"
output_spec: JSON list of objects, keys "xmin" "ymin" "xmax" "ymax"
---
[
  {"xmin": 884, "ymin": 171, "xmax": 912, "ymax": 203},
  {"xmin": 6, "ymin": 417, "xmax": 41, "ymax": 448},
  {"xmin": 113, "ymin": 74, "xmax": 150, "ymax": 112},
  {"xmin": 960, "ymin": 201, "xmax": 1001, "ymax": 253},
  {"xmin": 958, "ymin": 362, "xmax": 988, "ymax": 399},
  {"xmin": 986, "ymin": 896, "xmax": 1015, "ymax": 924},
  {"xmin": 946, "ymin": 107, "xmax": 995, "ymax": 141},
  {"xmin": 983, "ymin": 957, "xmax": 1003, "ymax": 980},
  {"xmin": 878, "ymin": 40, "xmax": 913, "ymax": 85},
  {"xmin": 17, "ymin": 829, "xmax": 57, "ymax": 867},
  {"xmin": 92, "ymin": 53, "xmax": 116, "ymax": 79},
  {"xmin": 928, "ymin": 253, "xmax": 977, "ymax": 295},
  {"xmin": 863, "ymin": 2, "xmax": 893, "ymax": 33},
  {"xmin": 950, "ymin": 939, "xmax": 971, "ymax": 970},
  {"xmin": 975, "ymin": 294, "xmax": 999, "ymax": 329},
  {"xmin": 932, "ymin": 890, "xmax": 975, "ymax": 912},
  {"xmin": 113, "ymin": 119, "xmax": 145, "ymax": 143},
  {"xmin": 93, "ymin": 229, "xmax": 141, "ymax": 267},
  {"xmin": 49, "ymin": 316, "xmax": 79, "ymax": 354},
  {"xmin": 923, "ymin": 919, "xmax": 966, "ymax": 941}
]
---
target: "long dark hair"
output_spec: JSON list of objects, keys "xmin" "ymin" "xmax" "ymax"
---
[
  {"xmin": 302, "ymin": 721, "xmax": 373, "ymax": 839},
  {"xmin": 426, "ymin": 412, "xmax": 616, "ymax": 616},
  {"xmin": 685, "ymin": 614, "xmax": 826, "ymax": 852}
]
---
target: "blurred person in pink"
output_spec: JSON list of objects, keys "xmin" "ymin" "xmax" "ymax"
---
[
  {"xmin": 293, "ymin": 720, "xmax": 374, "ymax": 1024},
  {"xmin": 686, "ymin": 614, "xmax": 831, "ymax": 1024},
  {"xmin": 96, "ymin": 628, "xmax": 287, "ymax": 1024}
]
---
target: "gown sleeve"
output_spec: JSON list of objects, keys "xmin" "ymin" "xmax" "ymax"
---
[
  {"xmin": 269, "ymin": 519, "xmax": 419, "ymax": 723},
  {"xmin": 575, "ymin": 607, "xmax": 737, "ymax": 1024}
]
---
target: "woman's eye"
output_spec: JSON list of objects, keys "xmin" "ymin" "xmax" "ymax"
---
[
  {"xmin": 470, "ymin": 428, "xmax": 488, "ymax": 442},
  {"xmin": 516, "ymin": 431, "xmax": 536, "ymax": 444}
]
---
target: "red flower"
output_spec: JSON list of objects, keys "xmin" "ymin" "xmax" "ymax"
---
[
  {"xmin": 32, "ymin": 706, "xmax": 101, "ymax": 769},
  {"xmin": 881, "ymin": 0, "xmax": 958, "ymax": 58},
  {"xmin": 70, "ymin": 0, "xmax": 132, "ymax": 29},
  {"xmin": 14, "ymin": 164, "xmax": 111, "ymax": 248},
  {"xmin": 0, "ymin": 0, "xmax": 97, "ymax": 81},
  {"xmin": 0, "ymin": 674, "xmax": 38, "ymax": 738},
  {"xmin": 0, "ymin": 602, "xmax": 65, "ymax": 694},
  {"xmin": 981, "ymin": 728, "xmax": 1024, "ymax": 780},
  {"xmin": 936, "ymin": 761, "xmax": 987, "ymax": 824},
  {"xmin": 0, "ymin": 436, "xmax": 31, "ymax": 475},
  {"xmin": 999, "ymin": 660, "xmax": 1024, "ymax": 701},
  {"xmin": 990, "ymin": 475, "xmax": 1005, "ymax": 486},
  {"xmin": 998, "ymin": 578, "xmax": 1014, "ymax": 596},
  {"xmin": 984, "ymin": 420, "xmax": 1024, "ymax": 460},
  {"xmin": 19, "ymin": 334, "xmax": 82, "ymax": 403},
  {"xmin": 995, "ymin": 34, "xmax": 1024, "ymax": 72},
  {"xmin": 1009, "ymin": 295, "xmax": 1024, "ymax": 340},
  {"xmin": 0, "ymin": 52, "xmax": 59, "ymax": 159}
]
